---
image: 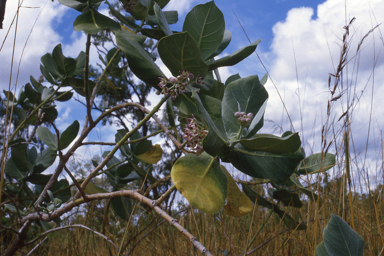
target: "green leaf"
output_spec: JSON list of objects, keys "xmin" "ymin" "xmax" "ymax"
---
[
  {"xmin": 58, "ymin": 0, "xmax": 87, "ymax": 12},
  {"xmin": 290, "ymin": 174, "xmax": 318, "ymax": 202},
  {"xmin": 54, "ymin": 90, "xmax": 73, "ymax": 102},
  {"xmin": 84, "ymin": 183, "xmax": 108, "ymax": 194},
  {"xmin": 11, "ymin": 139, "xmax": 33, "ymax": 174},
  {"xmin": 42, "ymin": 106, "xmax": 58, "ymax": 122},
  {"xmin": 52, "ymin": 44, "xmax": 77, "ymax": 77},
  {"xmin": 141, "ymin": 28, "xmax": 168, "ymax": 40},
  {"xmin": 106, "ymin": 1, "xmax": 140, "ymax": 30},
  {"xmin": 36, "ymin": 127, "xmax": 58, "ymax": 151},
  {"xmin": 221, "ymin": 166, "xmax": 252, "ymax": 217},
  {"xmin": 229, "ymin": 145, "xmax": 304, "ymax": 183},
  {"xmin": 5, "ymin": 158, "xmax": 27, "ymax": 179},
  {"xmin": 207, "ymin": 29, "xmax": 232, "ymax": 59},
  {"xmin": 28, "ymin": 147, "xmax": 37, "ymax": 164},
  {"xmin": 148, "ymin": 10, "xmax": 178, "ymax": 26},
  {"xmin": 183, "ymin": 1, "xmax": 225, "ymax": 61},
  {"xmin": 129, "ymin": 1, "xmax": 148, "ymax": 20},
  {"xmin": 41, "ymin": 87, "xmax": 54, "ymax": 102},
  {"xmin": 53, "ymin": 179, "xmax": 71, "ymax": 203},
  {"xmin": 74, "ymin": 51, "xmax": 85, "ymax": 76},
  {"xmin": 135, "ymin": 144, "xmax": 163, "ymax": 164},
  {"xmin": 30, "ymin": 76, "xmax": 42, "ymax": 91},
  {"xmin": 316, "ymin": 242, "xmax": 329, "ymax": 256},
  {"xmin": 190, "ymin": 85, "xmax": 230, "ymax": 157},
  {"xmin": 222, "ymin": 75, "xmax": 268, "ymax": 139},
  {"xmin": 158, "ymin": 32, "xmax": 208, "ymax": 78},
  {"xmin": 115, "ymin": 129, "xmax": 131, "ymax": 158},
  {"xmin": 166, "ymin": 98, "xmax": 175, "ymax": 127},
  {"xmin": 40, "ymin": 64, "xmax": 56, "ymax": 84},
  {"xmin": 41, "ymin": 53, "xmax": 62, "ymax": 80},
  {"xmin": 206, "ymin": 40, "xmax": 260, "ymax": 70},
  {"xmin": 238, "ymin": 133, "xmax": 301, "ymax": 154},
  {"xmin": 4, "ymin": 204, "xmax": 26, "ymax": 216},
  {"xmin": 25, "ymin": 83, "xmax": 40, "ymax": 104},
  {"xmin": 34, "ymin": 148, "xmax": 57, "ymax": 173},
  {"xmin": 320, "ymin": 214, "xmax": 364, "ymax": 256},
  {"xmin": 271, "ymin": 189, "xmax": 303, "ymax": 208},
  {"xmin": 147, "ymin": 0, "xmax": 170, "ymax": 15},
  {"xmin": 73, "ymin": 9, "xmax": 121, "ymax": 34},
  {"xmin": 106, "ymin": 48, "xmax": 122, "ymax": 66},
  {"xmin": 132, "ymin": 140, "xmax": 152, "ymax": 156},
  {"xmin": 242, "ymin": 184, "xmax": 306, "ymax": 230},
  {"xmin": 60, "ymin": 120, "xmax": 80, "ymax": 150},
  {"xmin": 153, "ymin": 3, "xmax": 172, "ymax": 36},
  {"xmin": 61, "ymin": 77, "xmax": 95, "ymax": 97},
  {"xmin": 111, "ymin": 196, "xmax": 132, "ymax": 221},
  {"xmin": 299, "ymin": 153, "xmax": 335, "ymax": 175},
  {"xmin": 115, "ymin": 29, "xmax": 165, "ymax": 89},
  {"xmin": 116, "ymin": 163, "xmax": 135, "ymax": 178},
  {"xmin": 225, "ymin": 73, "xmax": 240, "ymax": 86},
  {"xmin": 171, "ymin": 153, "xmax": 227, "ymax": 213},
  {"xmin": 24, "ymin": 174, "xmax": 52, "ymax": 185}
]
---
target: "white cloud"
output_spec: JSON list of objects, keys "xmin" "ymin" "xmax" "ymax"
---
[
  {"xmin": 0, "ymin": 0, "xmax": 67, "ymax": 91},
  {"xmin": 164, "ymin": 0, "xmax": 203, "ymax": 15}
]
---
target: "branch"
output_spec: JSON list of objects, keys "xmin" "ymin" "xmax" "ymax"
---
[
  {"xmin": 20, "ymin": 190, "xmax": 213, "ymax": 256},
  {"xmin": 234, "ymin": 179, "xmax": 271, "ymax": 185},
  {"xmin": 26, "ymin": 237, "xmax": 48, "ymax": 256}
]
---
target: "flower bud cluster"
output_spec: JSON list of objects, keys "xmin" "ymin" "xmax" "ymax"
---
[
  {"xmin": 158, "ymin": 69, "xmax": 204, "ymax": 100},
  {"xmin": 234, "ymin": 112, "xmax": 253, "ymax": 126},
  {"xmin": 183, "ymin": 116, "xmax": 208, "ymax": 155}
]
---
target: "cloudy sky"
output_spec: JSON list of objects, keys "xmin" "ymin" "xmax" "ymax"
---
[{"xmin": 1, "ymin": 0, "xmax": 383, "ymax": 188}]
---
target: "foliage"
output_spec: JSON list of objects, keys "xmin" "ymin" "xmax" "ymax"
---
[{"xmin": 0, "ymin": 1, "xmax": 352, "ymax": 255}]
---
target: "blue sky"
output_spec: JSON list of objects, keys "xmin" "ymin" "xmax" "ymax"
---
[{"xmin": 1, "ymin": 0, "xmax": 384, "ymax": 188}]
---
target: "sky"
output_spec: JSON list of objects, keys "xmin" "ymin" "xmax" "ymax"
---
[{"xmin": 1, "ymin": 0, "xmax": 384, "ymax": 189}]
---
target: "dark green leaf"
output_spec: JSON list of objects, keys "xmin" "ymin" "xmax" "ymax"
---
[
  {"xmin": 30, "ymin": 76, "xmax": 42, "ymax": 91},
  {"xmin": 148, "ymin": 10, "xmax": 178, "ymax": 26},
  {"xmin": 271, "ymin": 189, "xmax": 303, "ymax": 208},
  {"xmin": 53, "ymin": 179, "xmax": 71, "ymax": 203},
  {"xmin": 290, "ymin": 174, "xmax": 318, "ymax": 202},
  {"xmin": 115, "ymin": 129, "xmax": 131, "ymax": 158},
  {"xmin": 60, "ymin": 120, "xmax": 80, "ymax": 150},
  {"xmin": 34, "ymin": 148, "xmax": 57, "ymax": 173},
  {"xmin": 225, "ymin": 73, "xmax": 240, "ymax": 86},
  {"xmin": 24, "ymin": 174, "xmax": 52, "ymax": 185},
  {"xmin": 222, "ymin": 75, "xmax": 268, "ymax": 139},
  {"xmin": 243, "ymin": 184, "xmax": 306, "ymax": 230},
  {"xmin": 25, "ymin": 83, "xmax": 40, "ymax": 104},
  {"xmin": 229, "ymin": 145, "xmax": 304, "ymax": 183},
  {"xmin": 111, "ymin": 196, "xmax": 132, "ymax": 221},
  {"xmin": 42, "ymin": 106, "xmax": 58, "ymax": 122},
  {"xmin": 153, "ymin": 3, "xmax": 172, "ymax": 36},
  {"xmin": 158, "ymin": 32, "xmax": 208, "ymax": 78},
  {"xmin": 316, "ymin": 242, "xmax": 329, "ymax": 256},
  {"xmin": 36, "ymin": 127, "xmax": 58, "ymax": 151},
  {"xmin": 166, "ymin": 98, "xmax": 175, "ymax": 127},
  {"xmin": 40, "ymin": 64, "xmax": 56, "ymax": 84},
  {"xmin": 27, "ymin": 147, "xmax": 37, "ymax": 164},
  {"xmin": 74, "ymin": 51, "xmax": 85, "ymax": 76},
  {"xmin": 52, "ymin": 44, "xmax": 77, "ymax": 77},
  {"xmin": 183, "ymin": 1, "xmax": 225, "ymax": 60},
  {"xmin": 41, "ymin": 53, "xmax": 62, "ymax": 80},
  {"xmin": 190, "ymin": 85, "xmax": 229, "ymax": 157},
  {"xmin": 133, "ymin": 140, "xmax": 152, "ymax": 156},
  {"xmin": 107, "ymin": 1, "xmax": 140, "ymax": 30},
  {"xmin": 207, "ymin": 29, "xmax": 232, "ymax": 59},
  {"xmin": 62, "ymin": 77, "xmax": 95, "ymax": 97},
  {"xmin": 41, "ymin": 87, "xmax": 54, "ymax": 102},
  {"xmin": 106, "ymin": 48, "xmax": 122, "ymax": 66},
  {"xmin": 321, "ymin": 214, "xmax": 364, "ymax": 256},
  {"xmin": 58, "ymin": 0, "xmax": 87, "ymax": 12},
  {"xmin": 11, "ymin": 139, "xmax": 33, "ymax": 174},
  {"xmin": 115, "ymin": 29, "xmax": 165, "ymax": 89},
  {"xmin": 206, "ymin": 40, "xmax": 260, "ymax": 71},
  {"xmin": 129, "ymin": 1, "xmax": 148, "ymax": 20},
  {"xmin": 55, "ymin": 91, "xmax": 73, "ymax": 102},
  {"xmin": 73, "ymin": 9, "xmax": 121, "ymax": 34},
  {"xmin": 116, "ymin": 163, "xmax": 134, "ymax": 178},
  {"xmin": 299, "ymin": 153, "xmax": 335, "ymax": 175},
  {"xmin": 5, "ymin": 158, "xmax": 28, "ymax": 179},
  {"xmin": 238, "ymin": 133, "xmax": 301, "ymax": 154}
]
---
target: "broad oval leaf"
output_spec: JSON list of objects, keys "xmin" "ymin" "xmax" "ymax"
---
[
  {"xmin": 207, "ymin": 29, "xmax": 232, "ymax": 59},
  {"xmin": 73, "ymin": 9, "xmax": 121, "ymax": 34},
  {"xmin": 171, "ymin": 153, "xmax": 227, "ymax": 213},
  {"xmin": 299, "ymin": 153, "xmax": 335, "ymax": 175},
  {"xmin": 222, "ymin": 75, "xmax": 268, "ymax": 139},
  {"xmin": 111, "ymin": 196, "xmax": 132, "ymax": 221},
  {"xmin": 321, "ymin": 214, "xmax": 364, "ymax": 256},
  {"xmin": 206, "ymin": 40, "xmax": 260, "ymax": 71},
  {"xmin": 58, "ymin": 0, "xmax": 87, "ymax": 12},
  {"xmin": 52, "ymin": 44, "xmax": 77, "ymax": 77},
  {"xmin": 238, "ymin": 133, "xmax": 301, "ymax": 154},
  {"xmin": 271, "ymin": 188, "xmax": 303, "ymax": 208},
  {"xmin": 36, "ymin": 127, "xmax": 58, "ymax": 151},
  {"xmin": 11, "ymin": 139, "xmax": 33, "ymax": 174},
  {"xmin": 316, "ymin": 242, "xmax": 329, "ymax": 256},
  {"xmin": 183, "ymin": 1, "xmax": 225, "ymax": 60},
  {"xmin": 158, "ymin": 32, "xmax": 208, "ymax": 78},
  {"xmin": 5, "ymin": 158, "xmax": 28, "ymax": 179},
  {"xmin": 60, "ymin": 120, "xmax": 80, "ymax": 150},
  {"xmin": 34, "ymin": 148, "xmax": 57, "ymax": 173},
  {"xmin": 229, "ymin": 144, "xmax": 304, "ymax": 183},
  {"xmin": 84, "ymin": 183, "xmax": 108, "ymax": 194},
  {"xmin": 23, "ymin": 173, "xmax": 52, "ymax": 185},
  {"xmin": 221, "ymin": 166, "xmax": 252, "ymax": 217},
  {"xmin": 135, "ymin": 144, "xmax": 163, "ymax": 164},
  {"xmin": 115, "ymin": 29, "xmax": 165, "ymax": 89}
]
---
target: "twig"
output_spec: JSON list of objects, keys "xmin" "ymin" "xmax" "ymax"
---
[
  {"xmin": 26, "ymin": 236, "xmax": 48, "ymax": 256},
  {"xmin": 153, "ymin": 185, "xmax": 176, "ymax": 206},
  {"xmin": 234, "ymin": 179, "xmax": 271, "ymax": 185},
  {"xmin": 25, "ymin": 224, "xmax": 118, "ymax": 251},
  {"xmin": 143, "ymin": 175, "xmax": 171, "ymax": 197}
]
